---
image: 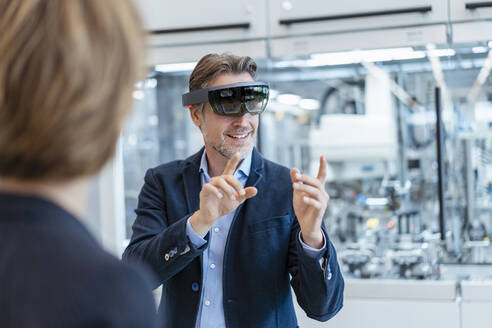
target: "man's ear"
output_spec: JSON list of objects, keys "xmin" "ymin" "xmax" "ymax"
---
[{"xmin": 189, "ymin": 105, "xmax": 203, "ymax": 127}]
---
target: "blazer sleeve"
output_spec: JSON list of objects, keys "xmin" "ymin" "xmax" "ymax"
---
[
  {"xmin": 288, "ymin": 218, "xmax": 344, "ymax": 322},
  {"xmin": 122, "ymin": 168, "xmax": 208, "ymax": 287}
]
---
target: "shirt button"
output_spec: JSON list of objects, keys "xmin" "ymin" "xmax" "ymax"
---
[
  {"xmin": 327, "ymin": 272, "xmax": 333, "ymax": 280},
  {"xmin": 210, "ymin": 264, "xmax": 216, "ymax": 269},
  {"xmin": 204, "ymin": 300, "xmax": 211, "ymax": 306},
  {"xmin": 214, "ymin": 227, "xmax": 220, "ymax": 233}
]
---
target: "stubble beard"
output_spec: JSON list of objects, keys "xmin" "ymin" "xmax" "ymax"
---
[{"xmin": 202, "ymin": 124, "xmax": 256, "ymax": 159}]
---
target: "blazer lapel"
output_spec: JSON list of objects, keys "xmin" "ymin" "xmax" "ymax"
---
[
  {"xmin": 235, "ymin": 148, "xmax": 264, "ymax": 222},
  {"xmin": 245, "ymin": 148, "xmax": 264, "ymax": 189},
  {"xmin": 182, "ymin": 148, "xmax": 204, "ymax": 214}
]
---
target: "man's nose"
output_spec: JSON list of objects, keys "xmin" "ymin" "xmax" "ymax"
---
[{"xmin": 231, "ymin": 112, "xmax": 252, "ymax": 126}]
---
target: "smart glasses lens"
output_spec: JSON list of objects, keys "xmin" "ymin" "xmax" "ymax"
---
[
  {"xmin": 211, "ymin": 88, "xmax": 242, "ymax": 115},
  {"xmin": 244, "ymin": 86, "xmax": 269, "ymax": 114},
  {"xmin": 209, "ymin": 85, "xmax": 269, "ymax": 116}
]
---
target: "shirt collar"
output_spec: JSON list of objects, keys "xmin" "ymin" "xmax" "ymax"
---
[{"xmin": 199, "ymin": 149, "xmax": 252, "ymax": 179}]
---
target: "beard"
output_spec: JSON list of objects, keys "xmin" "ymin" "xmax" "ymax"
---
[{"xmin": 202, "ymin": 124, "xmax": 256, "ymax": 159}]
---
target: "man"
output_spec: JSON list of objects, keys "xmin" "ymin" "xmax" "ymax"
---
[
  {"xmin": 0, "ymin": 1, "xmax": 158, "ymax": 327},
  {"xmin": 123, "ymin": 53, "xmax": 344, "ymax": 328}
]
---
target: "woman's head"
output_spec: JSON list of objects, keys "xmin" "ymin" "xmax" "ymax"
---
[{"xmin": 0, "ymin": 0, "xmax": 145, "ymax": 181}]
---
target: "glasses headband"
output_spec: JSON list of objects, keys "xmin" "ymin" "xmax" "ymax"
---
[{"xmin": 182, "ymin": 81, "xmax": 269, "ymax": 107}]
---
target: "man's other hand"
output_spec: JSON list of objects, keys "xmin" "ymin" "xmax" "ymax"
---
[{"xmin": 290, "ymin": 156, "xmax": 329, "ymax": 249}]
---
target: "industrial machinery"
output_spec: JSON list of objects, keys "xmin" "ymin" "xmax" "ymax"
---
[{"xmin": 123, "ymin": 44, "xmax": 492, "ymax": 282}]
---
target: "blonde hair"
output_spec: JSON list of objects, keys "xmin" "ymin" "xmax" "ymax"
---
[
  {"xmin": 189, "ymin": 53, "xmax": 257, "ymax": 92},
  {"xmin": 0, "ymin": 0, "xmax": 146, "ymax": 181}
]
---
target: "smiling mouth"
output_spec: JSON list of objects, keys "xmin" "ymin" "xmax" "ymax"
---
[{"xmin": 225, "ymin": 131, "xmax": 251, "ymax": 141}]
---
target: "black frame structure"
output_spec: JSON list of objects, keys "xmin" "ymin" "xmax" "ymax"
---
[{"xmin": 435, "ymin": 87, "xmax": 447, "ymax": 242}]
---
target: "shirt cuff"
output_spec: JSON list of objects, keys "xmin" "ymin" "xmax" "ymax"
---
[
  {"xmin": 298, "ymin": 231, "xmax": 326, "ymax": 259},
  {"xmin": 186, "ymin": 217, "xmax": 207, "ymax": 248}
]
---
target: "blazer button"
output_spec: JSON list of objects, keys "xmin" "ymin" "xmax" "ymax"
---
[
  {"xmin": 191, "ymin": 282, "xmax": 199, "ymax": 292},
  {"xmin": 164, "ymin": 253, "xmax": 170, "ymax": 261}
]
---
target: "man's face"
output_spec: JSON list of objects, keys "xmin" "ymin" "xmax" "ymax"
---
[{"xmin": 191, "ymin": 72, "xmax": 259, "ymax": 159}]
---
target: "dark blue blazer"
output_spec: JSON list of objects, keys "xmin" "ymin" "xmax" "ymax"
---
[
  {"xmin": 0, "ymin": 193, "xmax": 158, "ymax": 328},
  {"xmin": 123, "ymin": 147, "xmax": 344, "ymax": 328}
]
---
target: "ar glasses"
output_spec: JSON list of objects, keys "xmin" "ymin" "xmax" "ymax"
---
[{"xmin": 182, "ymin": 82, "xmax": 269, "ymax": 117}]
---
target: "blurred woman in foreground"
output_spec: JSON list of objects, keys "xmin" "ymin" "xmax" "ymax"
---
[{"xmin": 0, "ymin": 1, "xmax": 158, "ymax": 327}]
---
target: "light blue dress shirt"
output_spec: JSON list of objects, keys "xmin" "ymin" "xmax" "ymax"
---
[{"xmin": 186, "ymin": 150, "xmax": 326, "ymax": 328}]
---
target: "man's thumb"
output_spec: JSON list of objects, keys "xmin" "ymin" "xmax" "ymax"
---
[{"xmin": 244, "ymin": 187, "xmax": 258, "ymax": 199}]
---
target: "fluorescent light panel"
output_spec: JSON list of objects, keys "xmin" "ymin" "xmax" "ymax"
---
[
  {"xmin": 472, "ymin": 46, "xmax": 489, "ymax": 54},
  {"xmin": 299, "ymin": 98, "xmax": 320, "ymax": 110},
  {"xmin": 154, "ymin": 62, "xmax": 197, "ymax": 73},
  {"xmin": 273, "ymin": 46, "xmax": 455, "ymax": 68},
  {"xmin": 277, "ymin": 94, "xmax": 301, "ymax": 105}
]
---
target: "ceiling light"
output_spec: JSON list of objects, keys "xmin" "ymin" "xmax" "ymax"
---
[
  {"xmin": 132, "ymin": 90, "xmax": 144, "ymax": 100},
  {"xmin": 426, "ymin": 48, "xmax": 456, "ymax": 58},
  {"xmin": 310, "ymin": 47, "xmax": 426, "ymax": 66},
  {"xmin": 472, "ymin": 46, "xmax": 489, "ymax": 54},
  {"xmin": 277, "ymin": 93, "xmax": 301, "ymax": 105},
  {"xmin": 154, "ymin": 62, "xmax": 196, "ymax": 73},
  {"xmin": 299, "ymin": 98, "xmax": 320, "ymax": 110}
]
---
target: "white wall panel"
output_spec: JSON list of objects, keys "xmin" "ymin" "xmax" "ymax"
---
[
  {"xmin": 270, "ymin": 25, "xmax": 447, "ymax": 58},
  {"xmin": 294, "ymin": 279, "xmax": 459, "ymax": 328},
  {"xmin": 147, "ymin": 40, "xmax": 268, "ymax": 66},
  {"xmin": 450, "ymin": 0, "xmax": 492, "ymax": 22},
  {"xmin": 295, "ymin": 298, "xmax": 460, "ymax": 328},
  {"xmin": 269, "ymin": 0, "xmax": 448, "ymax": 37},
  {"xmin": 452, "ymin": 21, "xmax": 492, "ymax": 43},
  {"xmin": 462, "ymin": 302, "xmax": 492, "ymax": 328},
  {"xmin": 134, "ymin": 0, "xmax": 267, "ymax": 45}
]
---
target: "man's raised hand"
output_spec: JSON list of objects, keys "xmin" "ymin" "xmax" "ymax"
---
[
  {"xmin": 190, "ymin": 153, "xmax": 257, "ymax": 235},
  {"xmin": 290, "ymin": 156, "xmax": 329, "ymax": 249}
]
